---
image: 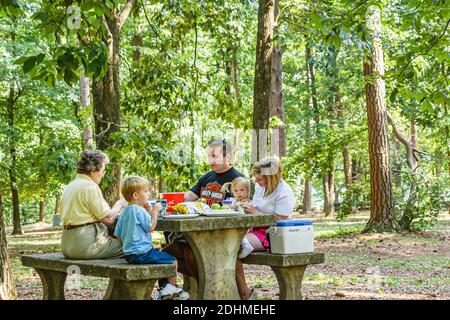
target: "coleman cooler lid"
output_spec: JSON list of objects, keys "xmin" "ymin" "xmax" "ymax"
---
[{"xmin": 276, "ymin": 219, "xmax": 313, "ymax": 227}]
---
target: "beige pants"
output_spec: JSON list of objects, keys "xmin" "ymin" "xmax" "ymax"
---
[{"xmin": 61, "ymin": 223, "xmax": 123, "ymax": 259}]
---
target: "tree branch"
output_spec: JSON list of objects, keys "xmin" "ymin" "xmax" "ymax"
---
[
  {"xmin": 386, "ymin": 112, "xmax": 417, "ymax": 171},
  {"xmin": 102, "ymin": 15, "xmax": 114, "ymax": 64},
  {"xmin": 119, "ymin": 0, "xmax": 135, "ymax": 31}
]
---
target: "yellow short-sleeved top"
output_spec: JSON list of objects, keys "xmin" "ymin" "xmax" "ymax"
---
[{"xmin": 61, "ymin": 174, "xmax": 110, "ymax": 226}]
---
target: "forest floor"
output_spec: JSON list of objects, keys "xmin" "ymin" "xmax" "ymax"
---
[{"xmin": 6, "ymin": 211, "xmax": 450, "ymax": 300}]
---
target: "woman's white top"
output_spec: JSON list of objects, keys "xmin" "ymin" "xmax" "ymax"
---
[{"xmin": 251, "ymin": 180, "xmax": 295, "ymax": 217}]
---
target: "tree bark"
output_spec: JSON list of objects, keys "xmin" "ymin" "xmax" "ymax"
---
[
  {"xmin": 302, "ymin": 41, "xmax": 319, "ymax": 214},
  {"xmin": 322, "ymin": 170, "xmax": 335, "ymax": 217},
  {"xmin": 54, "ymin": 194, "xmax": 61, "ymax": 216},
  {"xmin": 80, "ymin": 76, "xmax": 93, "ymax": 150},
  {"xmin": 92, "ymin": 3, "xmax": 134, "ymax": 205},
  {"xmin": 410, "ymin": 115, "xmax": 417, "ymax": 169},
  {"xmin": 322, "ymin": 45, "xmax": 340, "ymax": 217},
  {"xmin": 343, "ymin": 147, "xmax": 352, "ymax": 187},
  {"xmin": 363, "ymin": 5, "xmax": 395, "ymax": 232},
  {"xmin": 0, "ymin": 192, "xmax": 17, "ymax": 300},
  {"xmin": 269, "ymin": 0, "xmax": 286, "ymax": 158},
  {"xmin": 39, "ymin": 193, "xmax": 46, "ymax": 223},
  {"xmin": 7, "ymin": 85, "xmax": 22, "ymax": 235},
  {"xmin": 392, "ymin": 133, "xmax": 402, "ymax": 188},
  {"xmin": 38, "ymin": 131, "xmax": 46, "ymax": 222},
  {"xmin": 252, "ymin": 0, "xmax": 274, "ymax": 163}
]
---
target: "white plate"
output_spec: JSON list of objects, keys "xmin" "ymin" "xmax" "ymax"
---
[
  {"xmin": 202, "ymin": 210, "xmax": 243, "ymax": 217},
  {"xmin": 162, "ymin": 213, "xmax": 200, "ymax": 219}
]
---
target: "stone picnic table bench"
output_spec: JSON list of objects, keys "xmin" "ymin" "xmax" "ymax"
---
[
  {"xmin": 156, "ymin": 214, "xmax": 324, "ymax": 300},
  {"xmin": 20, "ymin": 252, "xmax": 176, "ymax": 300},
  {"xmin": 21, "ymin": 214, "xmax": 325, "ymax": 300}
]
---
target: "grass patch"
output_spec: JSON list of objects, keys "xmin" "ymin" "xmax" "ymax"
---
[{"xmin": 316, "ymin": 226, "xmax": 364, "ymax": 238}]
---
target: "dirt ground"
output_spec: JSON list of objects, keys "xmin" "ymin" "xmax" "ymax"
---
[{"xmin": 7, "ymin": 212, "xmax": 450, "ymax": 300}]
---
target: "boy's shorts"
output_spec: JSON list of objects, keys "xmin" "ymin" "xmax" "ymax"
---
[{"xmin": 125, "ymin": 247, "xmax": 176, "ymax": 265}]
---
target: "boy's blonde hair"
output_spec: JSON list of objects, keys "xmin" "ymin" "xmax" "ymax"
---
[
  {"xmin": 121, "ymin": 176, "xmax": 149, "ymax": 202},
  {"xmin": 251, "ymin": 157, "xmax": 282, "ymax": 196},
  {"xmin": 221, "ymin": 177, "xmax": 250, "ymax": 197}
]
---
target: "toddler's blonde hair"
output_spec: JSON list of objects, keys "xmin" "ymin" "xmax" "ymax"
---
[
  {"xmin": 221, "ymin": 177, "xmax": 250, "ymax": 197},
  {"xmin": 121, "ymin": 176, "xmax": 149, "ymax": 202}
]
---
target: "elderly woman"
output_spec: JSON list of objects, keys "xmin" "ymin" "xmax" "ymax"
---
[
  {"xmin": 60, "ymin": 150, "xmax": 127, "ymax": 259},
  {"xmin": 236, "ymin": 156, "xmax": 295, "ymax": 299}
]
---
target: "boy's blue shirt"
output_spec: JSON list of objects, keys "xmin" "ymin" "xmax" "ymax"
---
[{"xmin": 114, "ymin": 204, "xmax": 153, "ymax": 255}]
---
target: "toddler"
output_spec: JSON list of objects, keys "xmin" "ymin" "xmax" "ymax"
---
[
  {"xmin": 114, "ymin": 176, "xmax": 189, "ymax": 300},
  {"xmin": 222, "ymin": 177, "xmax": 254, "ymax": 259}
]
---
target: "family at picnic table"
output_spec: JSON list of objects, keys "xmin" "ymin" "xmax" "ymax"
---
[{"xmin": 60, "ymin": 138, "xmax": 295, "ymax": 300}]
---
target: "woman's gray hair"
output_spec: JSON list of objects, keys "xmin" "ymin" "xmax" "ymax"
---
[{"xmin": 76, "ymin": 150, "xmax": 109, "ymax": 175}]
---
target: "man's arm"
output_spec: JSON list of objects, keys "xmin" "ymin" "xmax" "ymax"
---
[{"xmin": 184, "ymin": 191, "xmax": 199, "ymax": 202}]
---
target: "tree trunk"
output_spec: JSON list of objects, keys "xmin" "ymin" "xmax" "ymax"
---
[
  {"xmin": 92, "ymin": 14, "xmax": 124, "ymax": 205},
  {"xmin": 343, "ymin": 147, "xmax": 352, "ymax": 187},
  {"xmin": 392, "ymin": 133, "xmax": 402, "ymax": 188},
  {"xmin": 363, "ymin": 5, "xmax": 395, "ymax": 232},
  {"xmin": 54, "ymin": 194, "xmax": 61, "ymax": 215},
  {"xmin": 38, "ymin": 131, "xmax": 46, "ymax": 223},
  {"xmin": 39, "ymin": 193, "xmax": 46, "ymax": 223},
  {"xmin": 351, "ymin": 157, "xmax": 360, "ymax": 184},
  {"xmin": 322, "ymin": 45, "xmax": 340, "ymax": 217},
  {"xmin": 80, "ymin": 76, "xmax": 93, "ymax": 150},
  {"xmin": 410, "ymin": 115, "xmax": 417, "ymax": 169},
  {"xmin": 0, "ymin": 192, "xmax": 16, "ymax": 300},
  {"xmin": 252, "ymin": 0, "xmax": 274, "ymax": 163},
  {"xmin": 7, "ymin": 85, "xmax": 21, "ymax": 235},
  {"xmin": 269, "ymin": 0, "xmax": 286, "ymax": 158},
  {"xmin": 302, "ymin": 41, "xmax": 319, "ymax": 215},
  {"xmin": 231, "ymin": 48, "xmax": 242, "ymax": 109},
  {"xmin": 322, "ymin": 170, "xmax": 335, "ymax": 217}
]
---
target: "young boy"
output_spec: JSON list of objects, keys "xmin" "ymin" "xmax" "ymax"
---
[{"xmin": 114, "ymin": 176, "xmax": 189, "ymax": 300}]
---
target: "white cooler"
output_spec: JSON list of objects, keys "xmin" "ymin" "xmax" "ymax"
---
[{"xmin": 269, "ymin": 219, "xmax": 314, "ymax": 254}]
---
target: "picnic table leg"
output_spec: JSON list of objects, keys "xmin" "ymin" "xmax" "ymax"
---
[
  {"xmin": 184, "ymin": 228, "xmax": 247, "ymax": 300},
  {"xmin": 103, "ymin": 278, "xmax": 157, "ymax": 300},
  {"xmin": 271, "ymin": 265, "xmax": 306, "ymax": 300},
  {"xmin": 183, "ymin": 275, "xmax": 198, "ymax": 300},
  {"xmin": 35, "ymin": 268, "xmax": 67, "ymax": 300}
]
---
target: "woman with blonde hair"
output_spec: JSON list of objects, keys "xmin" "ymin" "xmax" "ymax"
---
[{"xmin": 236, "ymin": 156, "xmax": 295, "ymax": 299}]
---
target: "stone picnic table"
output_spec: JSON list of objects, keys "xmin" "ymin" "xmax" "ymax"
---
[{"xmin": 156, "ymin": 214, "xmax": 276, "ymax": 300}]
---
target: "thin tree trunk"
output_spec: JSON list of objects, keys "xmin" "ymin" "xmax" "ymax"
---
[
  {"xmin": 252, "ymin": 0, "xmax": 274, "ymax": 163},
  {"xmin": 343, "ymin": 147, "xmax": 352, "ymax": 187},
  {"xmin": 322, "ymin": 45, "xmax": 340, "ymax": 217},
  {"xmin": 7, "ymin": 85, "xmax": 21, "ymax": 235},
  {"xmin": 231, "ymin": 48, "xmax": 242, "ymax": 109},
  {"xmin": 303, "ymin": 41, "xmax": 319, "ymax": 214},
  {"xmin": 323, "ymin": 169, "xmax": 335, "ymax": 217},
  {"xmin": 80, "ymin": 76, "xmax": 93, "ymax": 150},
  {"xmin": 392, "ymin": 133, "xmax": 402, "ymax": 188},
  {"xmin": 351, "ymin": 157, "xmax": 358, "ymax": 184},
  {"xmin": 410, "ymin": 115, "xmax": 417, "ymax": 169},
  {"xmin": 0, "ymin": 192, "xmax": 16, "ymax": 300},
  {"xmin": 269, "ymin": 0, "xmax": 286, "ymax": 158},
  {"xmin": 38, "ymin": 194, "xmax": 46, "ymax": 223},
  {"xmin": 363, "ymin": 5, "xmax": 395, "ymax": 232},
  {"xmin": 38, "ymin": 131, "xmax": 46, "ymax": 223},
  {"xmin": 54, "ymin": 194, "xmax": 61, "ymax": 216},
  {"xmin": 303, "ymin": 126, "xmax": 313, "ymax": 215}
]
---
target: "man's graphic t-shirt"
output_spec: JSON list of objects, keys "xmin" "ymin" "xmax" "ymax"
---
[{"xmin": 190, "ymin": 167, "xmax": 244, "ymax": 206}]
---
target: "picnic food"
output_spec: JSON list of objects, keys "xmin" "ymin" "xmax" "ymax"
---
[
  {"xmin": 170, "ymin": 204, "xmax": 189, "ymax": 215},
  {"xmin": 168, "ymin": 202, "xmax": 210, "ymax": 215},
  {"xmin": 211, "ymin": 203, "xmax": 221, "ymax": 210}
]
